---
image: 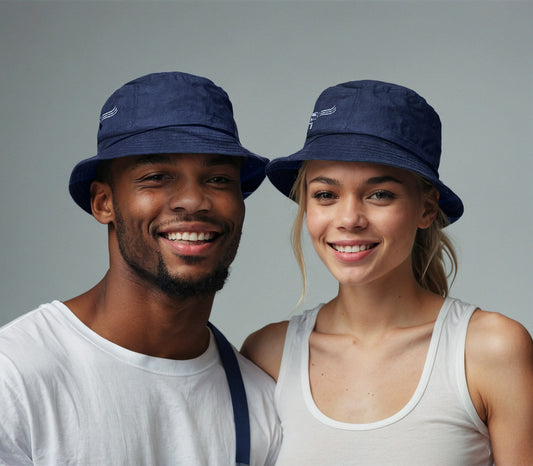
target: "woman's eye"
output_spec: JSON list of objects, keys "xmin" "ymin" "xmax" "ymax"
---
[{"xmin": 312, "ymin": 191, "xmax": 337, "ymax": 201}]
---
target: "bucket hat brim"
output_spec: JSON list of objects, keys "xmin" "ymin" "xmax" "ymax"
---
[
  {"xmin": 266, "ymin": 133, "xmax": 464, "ymax": 224},
  {"xmin": 69, "ymin": 125, "xmax": 268, "ymax": 214}
]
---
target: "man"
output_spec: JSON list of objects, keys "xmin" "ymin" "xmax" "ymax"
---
[{"xmin": 0, "ymin": 72, "xmax": 281, "ymax": 465}]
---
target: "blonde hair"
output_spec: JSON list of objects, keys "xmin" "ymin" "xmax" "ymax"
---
[{"xmin": 289, "ymin": 162, "xmax": 458, "ymax": 303}]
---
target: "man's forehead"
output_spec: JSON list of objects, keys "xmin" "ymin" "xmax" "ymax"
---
[
  {"xmin": 107, "ymin": 153, "xmax": 244, "ymax": 172},
  {"xmin": 131, "ymin": 153, "xmax": 242, "ymax": 166}
]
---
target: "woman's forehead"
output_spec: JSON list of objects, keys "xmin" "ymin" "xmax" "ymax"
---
[{"xmin": 304, "ymin": 160, "xmax": 415, "ymax": 180}]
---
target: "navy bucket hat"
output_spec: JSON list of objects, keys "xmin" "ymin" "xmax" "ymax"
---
[
  {"xmin": 266, "ymin": 80, "xmax": 464, "ymax": 224},
  {"xmin": 69, "ymin": 72, "xmax": 268, "ymax": 214}
]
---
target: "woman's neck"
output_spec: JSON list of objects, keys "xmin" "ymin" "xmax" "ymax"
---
[{"xmin": 316, "ymin": 277, "xmax": 444, "ymax": 340}]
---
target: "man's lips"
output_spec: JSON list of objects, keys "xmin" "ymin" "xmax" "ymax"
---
[
  {"xmin": 163, "ymin": 231, "xmax": 216, "ymax": 242},
  {"xmin": 155, "ymin": 217, "xmax": 230, "ymax": 254},
  {"xmin": 156, "ymin": 219, "xmax": 225, "ymax": 243},
  {"xmin": 158, "ymin": 229, "xmax": 220, "ymax": 256}
]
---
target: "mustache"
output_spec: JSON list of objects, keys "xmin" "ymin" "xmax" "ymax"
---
[{"xmin": 154, "ymin": 214, "xmax": 231, "ymax": 234}]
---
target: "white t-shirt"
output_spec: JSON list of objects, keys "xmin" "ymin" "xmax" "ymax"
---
[{"xmin": 0, "ymin": 301, "xmax": 281, "ymax": 465}]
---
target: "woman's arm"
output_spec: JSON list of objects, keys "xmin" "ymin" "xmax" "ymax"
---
[
  {"xmin": 241, "ymin": 321, "xmax": 289, "ymax": 381},
  {"xmin": 466, "ymin": 310, "xmax": 533, "ymax": 465}
]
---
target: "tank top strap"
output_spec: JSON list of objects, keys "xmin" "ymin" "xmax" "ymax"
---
[
  {"xmin": 275, "ymin": 305, "xmax": 322, "ymax": 407},
  {"xmin": 441, "ymin": 298, "xmax": 489, "ymax": 436}
]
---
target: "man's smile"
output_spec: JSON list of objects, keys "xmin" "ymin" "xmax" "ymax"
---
[{"xmin": 163, "ymin": 231, "xmax": 216, "ymax": 242}]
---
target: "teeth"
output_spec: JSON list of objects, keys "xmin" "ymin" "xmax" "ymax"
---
[
  {"xmin": 166, "ymin": 232, "xmax": 213, "ymax": 242},
  {"xmin": 334, "ymin": 244, "xmax": 374, "ymax": 253}
]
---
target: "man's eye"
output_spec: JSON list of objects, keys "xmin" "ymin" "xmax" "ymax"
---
[
  {"xmin": 147, "ymin": 174, "xmax": 166, "ymax": 181},
  {"xmin": 208, "ymin": 175, "xmax": 240, "ymax": 186},
  {"xmin": 208, "ymin": 176, "xmax": 229, "ymax": 183},
  {"xmin": 369, "ymin": 190, "xmax": 395, "ymax": 200},
  {"xmin": 138, "ymin": 173, "xmax": 169, "ymax": 183}
]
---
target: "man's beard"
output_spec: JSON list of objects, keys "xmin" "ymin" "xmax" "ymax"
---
[
  {"xmin": 113, "ymin": 207, "xmax": 241, "ymax": 300},
  {"xmin": 128, "ymin": 252, "xmax": 232, "ymax": 299}
]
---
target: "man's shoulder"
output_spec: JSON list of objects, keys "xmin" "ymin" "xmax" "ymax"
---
[
  {"xmin": 234, "ymin": 349, "xmax": 280, "ymax": 436},
  {"xmin": 0, "ymin": 301, "xmax": 62, "ymax": 338},
  {"xmin": 0, "ymin": 301, "xmax": 70, "ymax": 371}
]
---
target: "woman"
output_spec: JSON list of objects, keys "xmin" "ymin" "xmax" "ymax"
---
[{"xmin": 242, "ymin": 80, "xmax": 533, "ymax": 465}]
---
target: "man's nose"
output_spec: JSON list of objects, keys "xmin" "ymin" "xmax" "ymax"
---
[{"xmin": 169, "ymin": 180, "xmax": 211, "ymax": 214}]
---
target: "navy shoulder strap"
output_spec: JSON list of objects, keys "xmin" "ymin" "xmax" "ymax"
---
[{"xmin": 207, "ymin": 322, "xmax": 251, "ymax": 466}]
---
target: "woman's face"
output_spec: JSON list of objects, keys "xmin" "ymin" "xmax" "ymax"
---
[{"xmin": 304, "ymin": 160, "xmax": 436, "ymax": 288}]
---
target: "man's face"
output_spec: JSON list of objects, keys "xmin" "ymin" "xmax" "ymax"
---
[{"xmin": 104, "ymin": 153, "xmax": 245, "ymax": 299}]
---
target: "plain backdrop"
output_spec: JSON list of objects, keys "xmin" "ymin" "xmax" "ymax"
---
[{"xmin": 1, "ymin": 0, "xmax": 532, "ymax": 347}]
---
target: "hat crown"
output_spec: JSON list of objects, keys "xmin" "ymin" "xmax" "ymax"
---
[
  {"xmin": 265, "ymin": 79, "xmax": 464, "ymax": 223},
  {"xmin": 97, "ymin": 72, "xmax": 239, "ymax": 154},
  {"xmin": 69, "ymin": 71, "xmax": 268, "ymax": 214},
  {"xmin": 307, "ymin": 80, "xmax": 441, "ymax": 175}
]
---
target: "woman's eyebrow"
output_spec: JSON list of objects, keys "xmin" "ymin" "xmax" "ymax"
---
[
  {"xmin": 308, "ymin": 175, "xmax": 404, "ymax": 186},
  {"xmin": 366, "ymin": 175, "xmax": 403, "ymax": 185},
  {"xmin": 308, "ymin": 176, "xmax": 340, "ymax": 186}
]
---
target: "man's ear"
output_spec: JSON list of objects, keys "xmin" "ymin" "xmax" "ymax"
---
[
  {"xmin": 90, "ymin": 181, "xmax": 114, "ymax": 225},
  {"xmin": 419, "ymin": 188, "xmax": 439, "ymax": 229}
]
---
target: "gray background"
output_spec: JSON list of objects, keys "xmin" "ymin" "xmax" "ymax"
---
[{"xmin": 1, "ymin": 0, "xmax": 532, "ymax": 348}]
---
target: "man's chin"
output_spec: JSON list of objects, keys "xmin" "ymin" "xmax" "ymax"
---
[{"xmin": 155, "ymin": 265, "xmax": 230, "ymax": 299}]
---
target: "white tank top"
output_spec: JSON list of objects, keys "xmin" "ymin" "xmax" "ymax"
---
[{"xmin": 275, "ymin": 297, "xmax": 493, "ymax": 465}]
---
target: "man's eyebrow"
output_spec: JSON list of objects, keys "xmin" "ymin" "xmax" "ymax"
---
[
  {"xmin": 131, "ymin": 154, "xmax": 242, "ymax": 168},
  {"xmin": 201, "ymin": 155, "xmax": 243, "ymax": 168},
  {"xmin": 132, "ymin": 154, "xmax": 172, "ymax": 166}
]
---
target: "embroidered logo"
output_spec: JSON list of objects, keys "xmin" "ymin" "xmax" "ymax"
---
[
  {"xmin": 308, "ymin": 105, "xmax": 336, "ymax": 130},
  {"xmin": 100, "ymin": 106, "xmax": 118, "ymax": 122}
]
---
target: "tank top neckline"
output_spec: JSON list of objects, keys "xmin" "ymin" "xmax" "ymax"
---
[{"xmin": 300, "ymin": 297, "xmax": 454, "ymax": 431}]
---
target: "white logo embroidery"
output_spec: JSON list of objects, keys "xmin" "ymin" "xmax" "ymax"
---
[
  {"xmin": 100, "ymin": 106, "xmax": 118, "ymax": 122},
  {"xmin": 308, "ymin": 105, "xmax": 336, "ymax": 129}
]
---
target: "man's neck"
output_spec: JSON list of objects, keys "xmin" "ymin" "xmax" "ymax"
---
[{"xmin": 64, "ymin": 272, "xmax": 215, "ymax": 360}]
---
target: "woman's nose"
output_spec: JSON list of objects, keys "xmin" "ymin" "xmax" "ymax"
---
[{"xmin": 337, "ymin": 197, "xmax": 368, "ymax": 231}]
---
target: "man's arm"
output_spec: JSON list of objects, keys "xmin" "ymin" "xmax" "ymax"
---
[{"xmin": 0, "ymin": 355, "xmax": 33, "ymax": 465}]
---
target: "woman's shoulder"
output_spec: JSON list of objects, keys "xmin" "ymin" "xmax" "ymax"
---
[
  {"xmin": 465, "ymin": 308, "xmax": 533, "ymax": 420},
  {"xmin": 241, "ymin": 320, "xmax": 290, "ymax": 381},
  {"xmin": 467, "ymin": 308, "xmax": 533, "ymax": 361},
  {"xmin": 466, "ymin": 308, "xmax": 533, "ymax": 462}
]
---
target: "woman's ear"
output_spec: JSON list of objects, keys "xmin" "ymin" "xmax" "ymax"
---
[
  {"xmin": 419, "ymin": 188, "xmax": 439, "ymax": 229},
  {"xmin": 90, "ymin": 181, "xmax": 114, "ymax": 225}
]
